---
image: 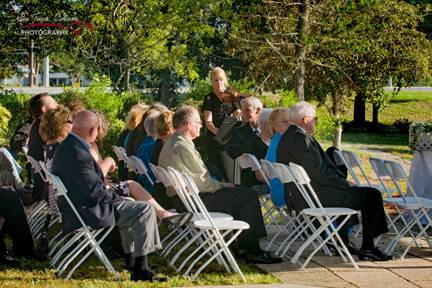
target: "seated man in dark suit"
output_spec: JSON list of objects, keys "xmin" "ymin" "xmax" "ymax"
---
[
  {"xmin": 159, "ymin": 106, "xmax": 282, "ymax": 264},
  {"xmin": 277, "ymin": 101, "xmax": 391, "ymax": 261},
  {"xmin": 51, "ymin": 110, "xmax": 164, "ymax": 282},
  {"xmin": 226, "ymin": 97, "xmax": 268, "ymax": 187}
]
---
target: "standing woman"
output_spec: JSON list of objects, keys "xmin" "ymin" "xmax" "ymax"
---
[{"xmin": 202, "ymin": 67, "xmax": 241, "ymax": 178}]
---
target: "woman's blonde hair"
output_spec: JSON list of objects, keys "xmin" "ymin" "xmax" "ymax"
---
[
  {"xmin": 268, "ymin": 108, "xmax": 291, "ymax": 135},
  {"xmin": 209, "ymin": 67, "xmax": 228, "ymax": 85},
  {"xmin": 39, "ymin": 105, "xmax": 72, "ymax": 142},
  {"xmin": 125, "ymin": 103, "xmax": 149, "ymax": 130},
  {"xmin": 154, "ymin": 110, "xmax": 174, "ymax": 138}
]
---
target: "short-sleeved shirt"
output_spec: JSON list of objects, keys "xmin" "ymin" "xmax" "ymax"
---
[{"xmin": 202, "ymin": 91, "xmax": 240, "ymax": 132}]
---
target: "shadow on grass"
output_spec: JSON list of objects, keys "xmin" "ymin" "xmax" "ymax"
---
[{"xmin": 342, "ymin": 132, "xmax": 408, "ymax": 146}]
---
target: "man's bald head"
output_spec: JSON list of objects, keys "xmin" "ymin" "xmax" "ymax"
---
[{"xmin": 72, "ymin": 110, "xmax": 99, "ymax": 143}]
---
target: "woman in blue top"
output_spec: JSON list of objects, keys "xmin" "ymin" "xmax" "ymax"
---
[{"xmin": 265, "ymin": 108, "xmax": 291, "ymax": 207}]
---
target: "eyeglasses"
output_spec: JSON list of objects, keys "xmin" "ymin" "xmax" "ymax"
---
[
  {"xmin": 191, "ymin": 120, "xmax": 202, "ymax": 125},
  {"xmin": 66, "ymin": 120, "xmax": 73, "ymax": 124}
]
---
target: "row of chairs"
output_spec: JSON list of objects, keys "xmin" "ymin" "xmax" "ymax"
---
[{"xmin": 334, "ymin": 149, "xmax": 432, "ymax": 258}]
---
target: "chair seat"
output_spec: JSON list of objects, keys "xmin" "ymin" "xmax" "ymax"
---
[
  {"xmin": 384, "ymin": 197, "xmax": 432, "ymax": 209},
  {"xmin": 303, "ymin": 207, "xmax": 357, "ymax": 217},
  {"xmin": 192, "ymin": 212, "xmax": 233, "ymax": 221},
  {"xmin": 193, "ymin": 219, "xmax": 250, "ymax": 230}
]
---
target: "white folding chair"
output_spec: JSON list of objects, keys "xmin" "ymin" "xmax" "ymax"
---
[
  {"xmin": 23, "ymin": 155, "xmax": 51, "ymax": 239},
  {"xmin": 382, "ymin": 160, "xmax": 432, "ymax": 258},
  {"xmin": 131, "ymin": 156, "xmax": 154, "ymax": 186},
  {"xmin": 260, "ymin": 159, "xmax": 292, "ymax": 250},
  {"xmin": 273, "ymin": 162, "xmax": 359, "ymax": 270},
  {"xmin": 112, "ymin": 145, "xmax": 127, "ymax": 163},
  {"xmin": 43, "ymin": 169, "xmax": 119, "ymax": 280},
  {"xmin": 234, "ymin": 153, "xmax": 277, "ymax": 226},
  {"xmin": 151, "ymin": 164, "xmax": 233, "ymax": 269},
  {"xmin": 169, "ymin": 168, "xmax": 249, "ymax": 281},
  {"xmin": 369, "ymin": 157, "xmax": 420, "ymax": 248}
]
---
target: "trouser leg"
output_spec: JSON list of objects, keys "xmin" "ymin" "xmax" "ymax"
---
[
  {"xmin": 0, "ymin": 188, "xmax": 34, "ymax": 257},
  {"xmin": 341, "ymin": 186, "xmax": 388, "ymax": 248},
  {"xmin": 200, "ymin": 186, "xmax": 267, "ymax": 254},
  {"xmin": 114, "ymin": 200, "xmax": 161, "ymax": 257}
]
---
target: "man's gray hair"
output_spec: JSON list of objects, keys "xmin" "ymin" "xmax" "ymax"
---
[
  {"xmin": 173, "ymin": 106, "xmax": 197, "ymax": 129},
  {"xmin": 144, "ymin": 111, "xmax": 160, "ymax": 136},
  {"xmin": 240, "ymin": 96, "xmax": 263, "ymax": 110},
  {"xmin": 290, "ymin": 101, "xmax": 316, "ymax": 123}
]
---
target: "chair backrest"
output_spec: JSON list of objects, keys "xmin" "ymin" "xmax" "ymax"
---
[
  {"xmin": 383, "ymin": 160, "xmax": 420, "ymax": 203},
  {"xmin": 112, "ymin": 145, "xmax": 126, "ymax": 162},
  {"xmin": 27, "ymin": 155, "xmax": 47, "ymax": 182},
  {"xmin": 270, "ymin": 162, "xmax": 315, "ymax": 210},
  {"xmin": 341, "ymin": 150, "xmax": 373, "ymax": 186},
  {"xmin": 369, "ymin": 157, "xmax": 393, "ymax": 197},
  {"xmin": 166, "ymin": 167, "xmax": 196, "ymax": 214},
  {"xmin": 288, "ymin": 163, "xmax": 327, "ymax": 213},
  {"xmin": 333, "ymin": 149, "xmax": 361, "ymax": 186},
  {"xmin": 148, "ymin": 163, "xmax": 160, "ymax": 183},
  {"xmin": 235, "ymin": 153, "xmax": 269, "ymax": 185},
  {"xmin": 131, "ymin": 156, "xmax": 154, "ymax": 186},
  {"xmin": 259, "ymin": 159, "xmax": 279, "ymax": 179}
]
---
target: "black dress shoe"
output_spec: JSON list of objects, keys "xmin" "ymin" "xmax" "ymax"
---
[
  {"xmin": 0, "ymin": 256, "xmax": 21, "ymax": 268},
  {"xmin": 245, "ymin": 251, "xmax": 283, "ymax": 264},
  {"xmin": 161, "ymin": 212, "xmax": 193, "ymax": 229},
  {"xmin": 130, "ymin": 269, "xmax": 168, "ymax": 282},
  {"xmin": 358, "ymin": 248, "xmax": 393, "ymax": 261}
]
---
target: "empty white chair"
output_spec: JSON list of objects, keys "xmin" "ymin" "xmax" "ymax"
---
[{"xmin": 382, "ymin": 160, "xmax": 432, "ymax": 258}]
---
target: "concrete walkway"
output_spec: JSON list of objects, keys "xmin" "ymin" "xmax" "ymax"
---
[{"xmin": 254, "ymin": 229, "xmax": 432, "ymax": 288}]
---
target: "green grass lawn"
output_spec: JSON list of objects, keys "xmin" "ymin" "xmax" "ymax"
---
[
  {"xmin": 0, "ymin": 243, "xmax": 279, "ymax": 288},
  {"xmin": 341, "ymin": 91, "xmax": 432, "ymax": 125}
]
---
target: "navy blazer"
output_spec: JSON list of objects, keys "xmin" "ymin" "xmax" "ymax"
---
[
  {"xmin": 51, "ymin": 134, "xmax": 122, "ymax": 234},
  {"xmin": 226, "ymin": 123, "xmax": 268, "ymax": 186},
  {"xmin": 276, "ymin": 125, "xmax": 350, "ymax": 211}
]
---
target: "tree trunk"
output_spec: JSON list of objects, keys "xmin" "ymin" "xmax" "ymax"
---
[
  {"xmin": 295, "ymin": 0, "xmax": 309, "ymax": 101},
  {"xmin": 353, "ymin": 91, "xmax": 366, "ymax": 125},
  {"xmin": 372, "ymin": 103, "xmax": 379, "ymax": 127},
  {"xmin": 333, "ymin": 123, "xmax": 343, "ymax": 149},
  {"xmin": 160, "ymin": 70, "xmax": 171, "ymax": 106},
  {"xmin": 123, "ymin": 66, "xmax": 130, "ymax": 92}
]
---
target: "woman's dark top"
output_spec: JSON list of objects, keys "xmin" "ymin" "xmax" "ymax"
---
[
  {"xmin": 202, "ymin": 91, "xmax": 240, "ymax": 135},
  {"xmin": 126, "ymin": 124, "xmax": 146, "ymax": 156},
  {"xmin": 151, "ymin": 139, "xmax": 164, "ymax": 165},
  {"xmin": 117, "ymin": 129, "xmax": 130, "ymax": 148}
]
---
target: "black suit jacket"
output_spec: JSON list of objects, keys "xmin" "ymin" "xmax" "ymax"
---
[
  {"xmin": 51, "ymin": 134, "xmax": 122, "ymax": 234},
  {"xmin": 226, "ymin": 123, "xmax": 268, "ymax": 186},
  {"xmin": 27, "ymin": 119, "xmax": 45, "ymax": 161},
  {"xmin": 276, "ymin": 125, "xmax": 350, "ymax": 211}
]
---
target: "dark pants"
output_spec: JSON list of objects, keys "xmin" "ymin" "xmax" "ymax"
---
[
  {"xmin": 285, "ymin": 184, "xmax": 388, "ymax": 249},
  {"xmin": 0, "ymin": 188, "xmax": 34, "ymax": 257},
  {"xmin": 172, "ymin": 185, "xmax": 267, "ymax": 254},
  {"xmin": 338, "ymin": 186, "xmax": 389, "ymax": 248}
]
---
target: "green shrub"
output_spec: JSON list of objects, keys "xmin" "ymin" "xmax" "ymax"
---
[
  {"xmin": 0, "ymin": 104, "xmax": 11, "ymax": 145},
  {"xmin": 279, "ymin": 90, "xmax": 298, "ymax": 108},
  {"xmin": 0, "ymin": 88, "xmax": 31, "ymax": 136},
  {"xmin": 315, "ymin": 106, "xmax": 337, "ymax": 141}
]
